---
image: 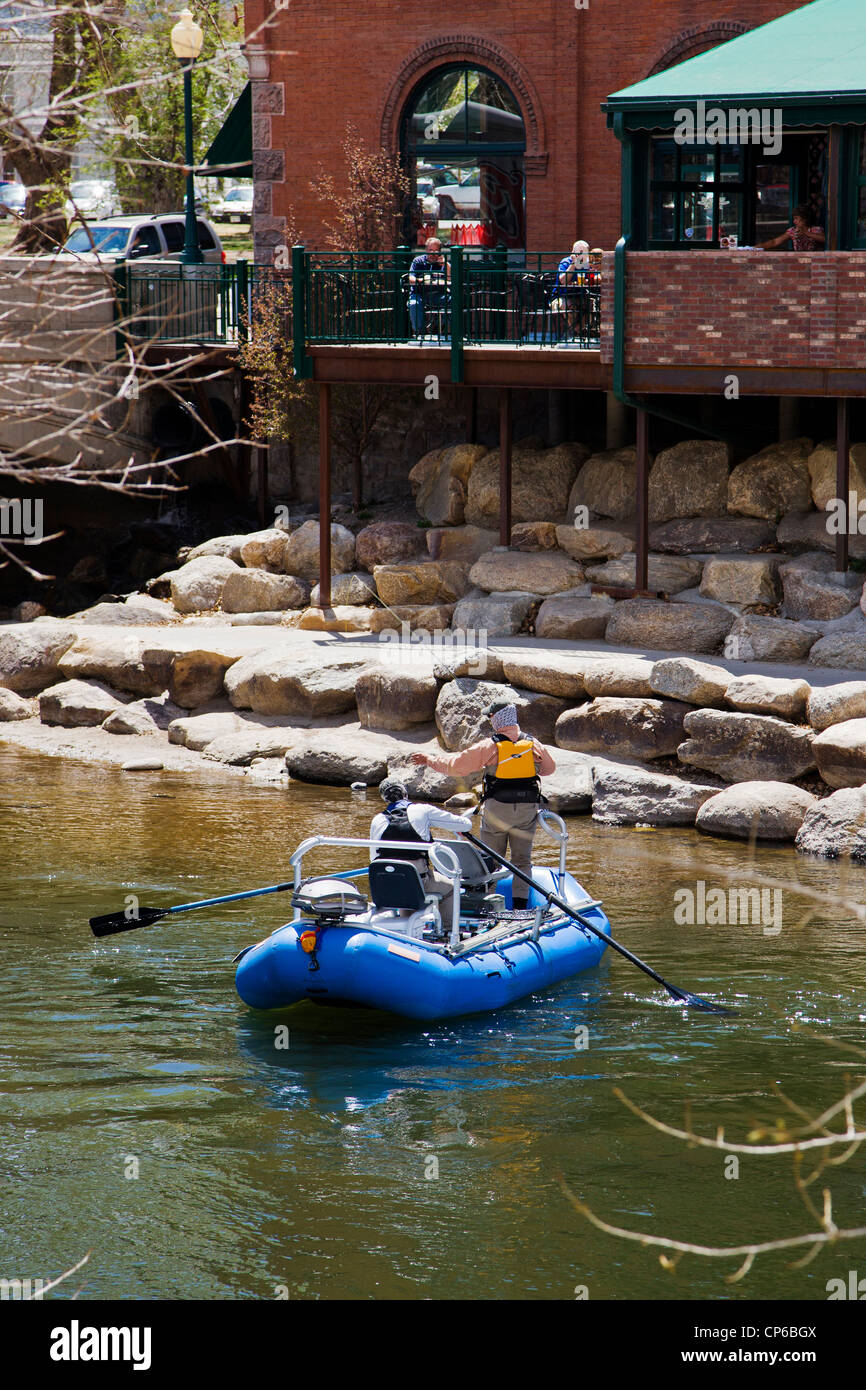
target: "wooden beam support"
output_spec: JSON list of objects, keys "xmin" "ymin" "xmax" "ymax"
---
[
  {"xmin": 318, "ymin": 382, "xmax": 332, "ymax": 608},
  {"xmin": 499, "ymin": 387, "xmax": 512, "ymax": 548},
  {"xmin": 836, "ymin": 396, "xmax": 850, "ymax": 574}
]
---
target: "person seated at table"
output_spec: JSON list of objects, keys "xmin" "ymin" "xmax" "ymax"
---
[
  {"xmin": 408, "ymin": 237, "xmax": 450, "ymax": 335},
  {"xmin": 760, "ymin": 205, "xmax": 826, "ymax": 251},
  {"xmin": 553, "ymin": 240, "xmax": 591, "ymax": 330}
]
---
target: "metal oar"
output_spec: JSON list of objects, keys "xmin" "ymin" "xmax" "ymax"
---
[
  {"xmin": 464, "ymin": 832, "xmax": 735, "ymax": 1016},
  {"xmin": 90, "ymin": 880, "xmax": 297, "ymax": 939}
]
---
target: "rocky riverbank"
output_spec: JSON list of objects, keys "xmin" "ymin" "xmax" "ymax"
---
[{"xmin": 1, "ymin": 615, "xmax": 864, "ymax": 863}]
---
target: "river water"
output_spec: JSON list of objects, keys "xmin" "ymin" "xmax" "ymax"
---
[{"xmin": 1, "ymin": 745, "xmax": 864, "ymax": 1302}]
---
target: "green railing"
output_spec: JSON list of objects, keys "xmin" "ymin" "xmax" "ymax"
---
[{"xmin": 114, "ymin": 251, "xmax": 602, "ymax": 380}]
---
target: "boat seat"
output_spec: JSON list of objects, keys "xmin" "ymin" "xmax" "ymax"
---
[
  {"xmin": 437, "ymin": 840, "xmax": 509, "ymax": 889},
  {"xmin": 369, "ymin": 859, "xmax": 430, "ymax": 912}
]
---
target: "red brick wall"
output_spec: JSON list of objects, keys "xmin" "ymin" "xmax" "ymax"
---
[
  {"xmin": 599, "ymin": 251, "xmax": 866, "ymax": 370},
  {"xmin": 244, "ymin": 0, "xmax": 798, "ymax": 261}
]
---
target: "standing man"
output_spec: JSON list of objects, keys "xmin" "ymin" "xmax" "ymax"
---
[
  {"xmin": 408, "ymin": 237, "xmax": 450, "ymax": 337},
  {"xmin": 411, "ymin": 703, "xmax": 556, "ymax": 908}
]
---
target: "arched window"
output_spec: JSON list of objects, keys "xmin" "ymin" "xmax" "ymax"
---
[{"xmin": 401, "ymin": 65, "xmax": 526, "ymax": 249}]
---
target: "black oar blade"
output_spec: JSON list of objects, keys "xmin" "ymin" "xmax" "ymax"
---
[
  {"xmin": 666, "ymin": 985, "xmax": 737, "ymax": 1016},
  {"xmin": 90, "ymin": 906, "xmax": 168, "ymax": 938}
]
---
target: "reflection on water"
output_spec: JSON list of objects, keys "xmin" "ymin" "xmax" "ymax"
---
[{"xmin": 0, "ymin": 747, "xmax": 864, "ymax": 1300}]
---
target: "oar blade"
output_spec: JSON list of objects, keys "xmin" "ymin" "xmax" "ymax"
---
[
  {"xmin": 666, "ymin": 985, "xmax": 737, "ymax": 1017},
  {"xmin": 90, "ymin": 906, "xmax": 168, "ymax": 938}
]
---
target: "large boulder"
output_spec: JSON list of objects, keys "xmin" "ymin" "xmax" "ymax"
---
[
  {"xmin": 187, "ymin": 534, "xmax": 248, "ymax": 563},
  {"xmin": 410, "ymin": 443, "xmax": 488, "ymax": 526},
  {"xmin": 71, "ymin": 599, "xmax": 178, "ymax": 626},
  {"xmin": 812, "ymin": 719, "xmax": 866, "ymax": 788},
  {"xmin": 584, "ymin": 553, "xmax": 702, "ymax": 594},
  {"xmin": 286, "ymin": 729, "xmax": 398, "ymax": 786},
  {"xmin": 168, "ymin": 710, "xmax": 245, "ymax": 750},
  {"xmin": 510, "ymin": 521, "xmax": 559, "ymax": 551},
  {"xmin": 605, "ymin": 599, "xmax": 733, "ymax": 654},
  {"xmin": 451, "ymin": 590, "xmax": 539, "ymax": 638},
  {"xmin": 677, "ymin": 710, "xmax": 816, "ymax": 782},
  {"xmin": 583, "ymin": 657, "xmax": 654, "ymax": 698},
  {"xmin": 568, "ymin": 447, "xmax": 638, "ymax": 521},
  {"xmin": 543, "ymin": 749, "xmax": 594, "ymax": 815},
  {"xmin": 807, "ymin": 440, "xmax": 866, "ymax": 511},
  {"xmin": 466, "ymin": 442, "xmax": 588, "ymax": 528},
  {"xmin": 168, "ymin": 650, "xmax": 239, "ymax": 709},
  {"xmin": 650, "ymin": 515, "xmax": 776, "ymax": 555},
  {"xmin": 649, "ymin": 657, "xmax": 730, "ymax": 707},
  {"xmin": 648, "ymin": 439, "xmax": 729, "ymax": 524},
  {"xmin": 808, "ymin": 633, "xmax": 866, "ymax": 669},
  {"xmin": 386, "ymin": 750, "xmax": 464, "ymax": 802},
  {"xmin": 726, "ymin": 614, "xmax": 818, "ymax": 663},
  {"xmin": 776, "ymin": 511, "xmax": 866, "ymax": 558},
  {"xmin": 555, "ymin": 519, "xmax": 634, "ymax": 562},
  {"xmin": 58, "ymin": 635, "xmax": 175, "ymax": 697},
  {"xmin": 500, "ymin": 655, "xmax": 588, "ymax": 699},
  {"xmin": 355, "ymin": 668, "xmax": 439, "ymax": 731},
  {"xmin": 203, "ymin": 728, "xmax": 298, "ymax": 765},
  {"xmin": 289, "ymin": 606, "xmax": 376, "ymax": 633},
  {"xmin": 795, "ymin": 787, "xmax": 866, "ymax": 862},
  {"xmin": 807, "ymin": 681, "xmax": 866, "ymax": 733},
  {"xmin": 696, "ymin": 782, "xmax": 818, "ymax": 841},
  {"xmin": 592, "ymin": 762, "xmax": 719, "ymax": 827},
  {"xmin": 373, "ymin": 561, "xmax": 469, "ymax": 606},
  {"xmin": 727, "ymin": 438, "xmax": 813, "ymax": 520},
  {"xmin": 782, "ymin": 568, "xmax": 860, "ymax": 622},
  {"xmin": 724, "ymin": 675, "xmax": 811, "ymax": 721},
  {"xmin": 38, "ymin": 678, "xmax": 128, "ymax": 727},
  {"xmin": 238, "ymin": 528, "xmax": 288, "ymax": 571},
  {"xmin": 281, "ymin": 521, "xmax": 355, "ymax": 582},
  {"xmin": 368, "ymin": 605, "xmax": 455, "ymax": 634},
  {"xmin": 169, "ymin": 556, "xmax": 240, "ymax": 614},
  {"xmin": 310, "ymin": 572, "xmax": 376, "ymax": 607},
  {"xmin": 0, "ymin": 687, "xmax": 37, "ymax": 720},
  {"xmin": 103, "ymin": 694, "xmax": 184, "ymax": 736},
  {"xmin": 432, "ymin": 647, "xmax": 504, "ymax": 682},
  {"xmin": 700, "ymin": 555, "xmax": 781, "ymax": 607},
  {"xmin": 469, "ymin": 549, "xmax": 585, "ymax": 595},
  {"xmin": 222, "ymin": 570, "xmax": 310, "ymax": 613},
  {"xmin": 356, "ymin": 521, "xmax": 426, "ymax": 569},
  {"xmin": 534, "ymin": 593, "xmax": 614, "ymax": 639},
  {"xmin": 0, "ymin": 624, "xmax": 77, "ymax": 694},
  {"xmin": 555, "ymin": 697, "xmax": 689, "ymax": 760},
  {"xmin": 435, "ymin": 678, "xmax": 566, "ymax": 749},
  {"xmin": 225, "ymin": 652, "xmax": 372, "ymax": 717},
  {"xmin": 426, "ymin": 525, "xmax": 498, "ymax": 565}
]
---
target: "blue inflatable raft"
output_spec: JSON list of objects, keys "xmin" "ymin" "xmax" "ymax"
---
[{"xmin": 235, "ymin": 818, "xmax": 611, "ymax": 1021}]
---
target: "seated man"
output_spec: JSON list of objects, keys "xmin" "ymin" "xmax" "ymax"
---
[
  {"xmin": 408, "ymin": 237, "xmax": 450, "ymax": 336},
  {"xmin": 370, "ymin": 778, "xmax": 471, "ymax": 928},
  {"xmin": 553, "ymin": 239, "xmax": 591, "ymax": 334}
]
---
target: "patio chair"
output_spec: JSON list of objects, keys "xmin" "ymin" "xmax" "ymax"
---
[{"xmin": 514, "ymin": 273, "xmax": 560, "ymax": 344}]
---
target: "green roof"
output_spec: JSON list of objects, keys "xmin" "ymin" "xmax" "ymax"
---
[
  {"xmin": 202, "ymin": 84, "xmax": 252, "ymax": 177},
  {"xmin": 606, "ymin": 0, "xmax": 866, "ymax": 113}
]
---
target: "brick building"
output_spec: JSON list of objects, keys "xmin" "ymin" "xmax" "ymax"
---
[{"xmin": 241, "ymin": 0, "xmax": 798, "ymax": 261}]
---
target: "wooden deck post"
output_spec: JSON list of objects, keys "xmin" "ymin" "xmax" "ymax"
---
[
  {"xmin": 836, "ymin": 396, "xmax": 850, "ymax": 574},
  {"xmin": 318, "ymin": 382, "xmax": 332, "ymax": 607},
  {"xmin": 635, "ymin": 405, "xmax": 649, "ymax": 593},
  {"xmin": 499, "ymin": 387, "xmax": 512, "ymax": 547}
]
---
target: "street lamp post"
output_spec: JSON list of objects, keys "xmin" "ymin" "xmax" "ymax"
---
[{"xmin": 170, "ymin": 9, "xmax": 204, "ymax": 265}]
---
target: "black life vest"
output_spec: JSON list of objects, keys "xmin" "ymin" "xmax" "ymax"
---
[
  {"xmin": 375, "ymin": 804, "xmax": 428, "ymax": 864},
  {"xmin": 481, "ymin": 734, "xmax": 542, "ymax": 805}
]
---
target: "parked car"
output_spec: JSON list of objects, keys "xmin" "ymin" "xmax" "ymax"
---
[
  {"xmin": 0, "ymin": 181, "xmax": 27, "ymax": 219},
  {"xmin": 57, "ymin": 213, "xmax": 225, "ymax": 263},
  {"xmin": 434, "ymin": 169, "xmax": 481, "ymax": 219},
  {"xmin": 64, "ymin": 179, "xmax": 118, "ymax": 222},
  {"xmin": 211, "ymin": 184, "xmax": 253, "ymax": 223}
]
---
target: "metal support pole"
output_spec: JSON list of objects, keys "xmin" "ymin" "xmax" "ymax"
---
[
  {"xmin": 180, "ymin": 62, "xmax": 202, "ymax": 265},
  {"xmin": 635, "ymin": 406, "xmax": 649, "ymax": 593},
  {"xmin": 319, "ymin": 383, "xmax": 332, "ymax": 608},
  {"xmin": 499, "ymin": 387, "xmax": 512, "ymax": 548},
  {"xmin": 836, "ymin": 397, "xmax": 850, "ymax": 574}
]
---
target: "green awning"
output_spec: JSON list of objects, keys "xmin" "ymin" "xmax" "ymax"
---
[
  {"xmin": 202, "ymin": 83, "xmax": 252, "ymax": 177},
  {"xmin": 604, "ymin": 0, "xmax": 866, "ymax": 127}
]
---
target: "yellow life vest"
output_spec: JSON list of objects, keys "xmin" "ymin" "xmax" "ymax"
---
[{"xmin": 482, "ymin": 736, "xmax": 541, "ymax": 804}]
